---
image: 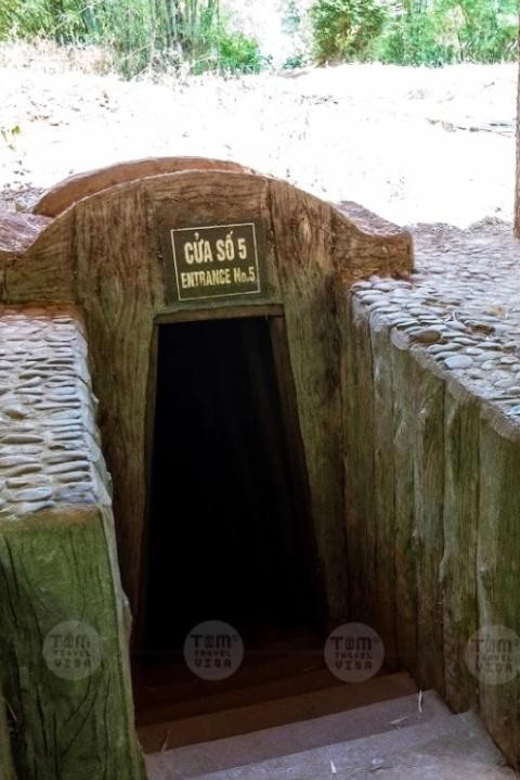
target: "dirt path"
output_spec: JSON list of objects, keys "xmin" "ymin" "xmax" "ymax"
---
[{"xmin": 0, "ymin": 47, "xmax": 517, "ymax": 227}]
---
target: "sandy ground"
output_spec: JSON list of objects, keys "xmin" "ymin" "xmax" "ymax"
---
[{"xmin": 0, "ymin": 46, "xmax": 517, "ymax": 228}]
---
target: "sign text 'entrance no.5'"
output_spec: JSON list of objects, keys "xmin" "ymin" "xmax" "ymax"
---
[{"xmin": 170, "ymin": 222, "xmax": 262, "ymax": 302}]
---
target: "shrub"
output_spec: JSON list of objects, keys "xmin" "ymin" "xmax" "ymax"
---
[
  {"xmin": 281, "ymin": 52, "xmax": 309, "ymax": 69},
  {"xmin": 309, "ymin": 0, "xmax": 387, "ymax": 63},
  {"xmin": 452, "ymin": 0, "xmax": 518, "ymax": 62},
  {"xmin": 215, "ymin": 29, "xmax": 267, "ymax": 74},
  {"xmin": 374, "ymin": 8, "xmax": 448, "ymax": 65}
]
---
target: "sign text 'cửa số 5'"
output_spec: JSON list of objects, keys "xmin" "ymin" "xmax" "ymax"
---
[{"xmin": 170, "ymin": 222, "xmax": 262, "ymax": 302}]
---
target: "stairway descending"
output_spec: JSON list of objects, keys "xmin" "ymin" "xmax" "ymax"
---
[{"xmin": 143, "ymin": 672, "xmax": 518, "ymax": 779}]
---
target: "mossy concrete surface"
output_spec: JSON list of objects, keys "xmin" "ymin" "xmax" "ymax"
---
[{"xmin": 0, "ymin": 306, "xmax": 144, "ymax": 779}]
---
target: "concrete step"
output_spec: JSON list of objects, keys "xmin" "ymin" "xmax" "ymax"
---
[
  {"xmin": 137, "ymin": 663, "xmax": 338, "ymax": 728},
  {"xmin": 139, "ymin": 671, "xmax": 419, "ymax": 753},
  {"xmin": 135, "ymin": 628, "xmax": 330, "ymax": 724},
  {"xmin": 147, "ymin": 711, "xmax": 517, "ymax": 780},
  {"xmin": 145, "ymin": 689, "xmax": 451, "ymax": 779}
]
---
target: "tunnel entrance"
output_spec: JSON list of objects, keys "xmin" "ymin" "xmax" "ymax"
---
[{"xmin": 135, "ymin": 313, "xmax": 326, "ymax": 723}]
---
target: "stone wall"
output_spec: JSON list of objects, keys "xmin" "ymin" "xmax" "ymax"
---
[
  {"xmin": 0, "ymin": 306, "xmax": 144, "ymax": 779},
  {"xmin": 340, "ymin": 222, "xmax": 520, "ymax": 769}
]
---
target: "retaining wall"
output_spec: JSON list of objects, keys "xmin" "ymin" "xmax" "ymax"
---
[
  {"xmin": 0, "ymin": 306, "xmax": 144, "ymax": 780},
  {"xmin": 340, "ymin": 224, "xmax": 520, "ymax": 768}
]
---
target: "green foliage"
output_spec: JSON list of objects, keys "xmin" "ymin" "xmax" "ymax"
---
[
  {"xmin": 282, "ymin": 52, "xmax": 308, "ymax": 68},
  {"xmin": 1, "ymin": 0, "xmax": 517, "ymax": 72},
  {"xmin": 309, "ymin": 0, "xmax": 387, "ymax": 63},
  {"xmin": 305, "ymin": 0, "xmax": 519, "ymax": 65},
  {"xmin": 281, "ymin": 0, "xmax": 313, "ymax": 69},
  {"xmin": 0, "ymin": 0, "xmax": 90, "ymax": 43},
  {"xmin": 212, "ymin": 28, "xmax": 267, "ymax": 74},
  {"xmin": 374, "ymin": 4, "xmax": 448, "ymax": 65},
  {"xmin": 447, "ymin": 0, "xmax": 518, "ymax": 62},
  {"xmin": 0, "ymin": 0, "xmax": 267, "ymax": 78}
]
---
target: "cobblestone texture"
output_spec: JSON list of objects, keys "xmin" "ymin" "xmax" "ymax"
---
[
  {"xmin": 350, "ymin": 221, "xmax": 520, "ymax": 426},
  {"xmin": 0, "ymin": 306, "xmax": 109, "ymax": 519}
]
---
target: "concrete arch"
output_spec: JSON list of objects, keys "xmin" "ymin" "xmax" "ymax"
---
[{"xmin": 2, "ymin": 161, "xmax": 413, "ymax": 618}]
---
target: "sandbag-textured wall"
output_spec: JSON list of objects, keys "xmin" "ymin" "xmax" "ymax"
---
[{"xmin": 340, "ymin": 292, "xmax": 520, "ymax": 769}]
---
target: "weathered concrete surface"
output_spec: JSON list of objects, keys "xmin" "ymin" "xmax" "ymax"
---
[
  {"xmin": 0, "ymin": 306, "xmax": 145, "ymax": 779},
  {"xmin": 341, "ymin": 221, "xmax": 520, "ymax": 770},
  {"xmin": 0, "ymin": 692, "xmax": 15, "ymax": 780},
  {"xmin": 149, "ymin": 712, "xmax": 516, "ymax": 780},
  {"xmin": 0, "ymin": 211, "xmax": 50, "ymax": 258},
  {"xmin": 145, "ymin": 687, "xmax": 450, "ymax": 779},
  {"xmin": 351, "ymin": 222, "xmax": 520, "ymax": 413},
  {"xmin": 0, "ymin": 306, "xmax": 107, "ymax": 516},
  {"xmin": 139, "ymin": 671, "xmax": 419, "ymax": 754}
]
